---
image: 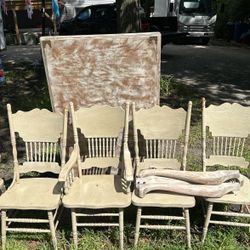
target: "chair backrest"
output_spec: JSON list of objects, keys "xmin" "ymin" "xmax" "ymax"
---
[
  {"xmin": 7, "ymin": 104, "xmax": 67, "ymax": 179},
  {"xmin": 202, "ymin": 98, "xmax": 250, "ymax": 171},
  {"xmin": 132, "ymin": 102, "xmax": 192, "ymax": 170},
  {"xmin": 70, "ymin": 102, "xmax": 129, "ymax": 175}
]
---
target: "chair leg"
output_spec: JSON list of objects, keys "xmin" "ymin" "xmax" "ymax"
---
[
  {"xmin": 119, "ymin": 209, "xmax": 124, "ymax": 250},
  {"xmin": 202, "ymin": 202, "xmax": 213, "ymax": 243},
  {"xmin": 71, "ymin": 209, "xmax": 78, "ymax": 249},
  {"xmin": 55, "ymin": 205, "xmax": 64, "ymax": 230},
  {"xmin": 48, "ymin": 211, "xmax": 58, "ymax": 250},
  {"xmin": 183, "ymin": 208, "xmax": 191, "ymax": 248},
  {"xmin": 1, "ymin": 210, "xmax": 7, "ymax": 249},
  {"xmin": 134, "ymin": 207, "xmax": 142, "ymax": 247}
]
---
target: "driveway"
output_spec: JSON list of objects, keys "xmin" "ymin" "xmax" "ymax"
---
[
  {"xmin": 1, "ymin": 45, "xmax": 42, "ymax": 65},
  {"xmin": 161, "ymin": 44, "xmax": 250, "ymax": 105},
  {"xmin": 1, "ymin": 44, "xmax": 250, "ymax": 106}
]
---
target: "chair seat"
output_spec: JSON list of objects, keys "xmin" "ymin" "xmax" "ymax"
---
[
  {"xmin": 62, "ymin": 175, "xmax": 131, "ymax": 209},
  {"xmin": 0, "ymin": 178, "xmax": 62, "ymax": 210},
  {"xmin": 206, "ymin": 175, "xmax": 250, "ymax": 205},
  {"xmin": 132, "ymin": 190, "xmax": 195, "ymax": 208},
  {"xmin": 81, "ymin": 157, "xmax": 120, "ymax": 170},
  {"xmin": 136, "ymin": 159, "xmax": 181, "ymax": 175}
]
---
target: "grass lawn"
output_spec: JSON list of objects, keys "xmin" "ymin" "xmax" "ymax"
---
[{"xmin": 0, "ymin": 63, "xmax": 250, "ymax": 249}]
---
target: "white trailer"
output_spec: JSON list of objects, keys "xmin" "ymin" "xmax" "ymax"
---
[
  {"xmin": 153, "ymin": 0, "xmax": 175, "ymax": 17},
  {"xmin": 152, "ymin": 0, "xmax": 217, "ymax": 44}
]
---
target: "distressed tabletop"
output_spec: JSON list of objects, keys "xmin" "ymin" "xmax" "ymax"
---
[{"xmin": 40, "ymin": 32, "xmax": 161, "ymax": 113}]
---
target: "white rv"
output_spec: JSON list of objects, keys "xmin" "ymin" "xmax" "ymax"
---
[
  {"xmin": 152, "ymin": 0, "xmax": 217, "ymax": 44},
  {"xmin": 61, "ymin": 0, "xmax": 115, "ymax": 22}
]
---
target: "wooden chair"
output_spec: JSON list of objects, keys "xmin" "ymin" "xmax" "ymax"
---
[
  {"xmin": 60, "ymin": 102, "xmax": 133, "ymax": 250},
  {"xmin": 0, "ymin": 178, "xmax": 5, "ymax": 195},
  {"xmin": 0, "ymin": 104, "xmax": 76, "ymax": 250},
  {"xmin": 132, "ymin": 102, "xmax": 195, "ymax": 248},
  {"xmin": 201, "ymin": 98, "xmax": 250, "ymax": 242}
]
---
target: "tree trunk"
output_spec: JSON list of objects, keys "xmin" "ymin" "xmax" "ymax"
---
[
  {"xmin": 12, "ymin": 9, "xmax": 21, "ymax": 45},
  {"xmin": 116, "ymin": 0, "xmax": 140, "ymax": 33},
  {"xmin": 0, "ymin": 6, "xmax": 6, "ymax": 50}
]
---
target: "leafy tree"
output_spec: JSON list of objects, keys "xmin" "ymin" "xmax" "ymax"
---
[
  {"xmin": 227, "ymin": 0, "xmax": 250, "ymax": 21},
  {"xmin": 214, "ymin": 0, "xmax": 250, "ymax": 39}
]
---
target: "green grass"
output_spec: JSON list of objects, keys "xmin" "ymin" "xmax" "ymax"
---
[
  {"xmin": 1, "ymin": 62, "xmax": 51, "ymax": 113},
  {"xmin": 1, "ymin": 65, "xmax": 250, "ymax": 249},
  {"xmin": 4, "ymin": 225, "xmax": 250, "ymax": 249},
  {"xmin": 160, "ymin": 74, "xmax": 201, "ymax": 122}
]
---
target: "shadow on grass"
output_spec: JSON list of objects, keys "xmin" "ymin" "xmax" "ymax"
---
[{"xmin": 0, "ymin": 62, "xmax": 51, "ymax": 114}]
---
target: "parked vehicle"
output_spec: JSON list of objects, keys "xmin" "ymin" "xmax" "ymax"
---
[
  {"xmin": 59, "ymin": 4, "xmax": 116, "ymax": 35},
  {"xmin": 60, "ymin": 0, "xmax": 115, "ymax": 23},
  {"xmin": 177, "ymin": 0, "xmax": 217, "ymax": 44},
  {"xmin": 59, "ymin": 3, "xmax": 186, "ymax": 47},
  {"xmin": 142, "ymin": 16, "xmax": 186, "ymax": 44},
  {"xmin": 146, "ymin": 0, "xmax": 217, "ymax": 45}
]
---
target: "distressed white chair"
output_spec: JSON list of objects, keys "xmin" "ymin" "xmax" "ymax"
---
[
  {"xmin": 60, "ymin": 102, "xmax": 133, "ymax": 250},
  {"xmin": 132, "ymin": 102, "xmax": 195, "ymax": 248},
  {"xmin": 0, "ymin": 121, "xmax": 6, "ymax": 194},
  {"xmin": 201, "ymin": 98, "xmax": 250, "ymax": 242},
  {"xmin": 0, "ymin": 179, "xmax": 4, "ymax": 194},
  {"xmin": 0, "ymin": 104, "xmax": 75, "ymax": 250}
]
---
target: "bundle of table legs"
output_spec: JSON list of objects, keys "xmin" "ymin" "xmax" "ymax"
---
[{"xmin": 136, "ymin": 169, "xmax": 243, "ymax": 198}]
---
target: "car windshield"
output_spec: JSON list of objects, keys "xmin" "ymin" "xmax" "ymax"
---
[
  {"xmin": 77, "ymin": 8, "xmax": 91, "ymax": 21},
  {"xmin": 179, "ymin": 0, "xmax": 213, "ymax": 15}
]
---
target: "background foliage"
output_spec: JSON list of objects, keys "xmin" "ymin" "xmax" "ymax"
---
[{"xmin": 215, "ymin": 0, "xmax": 250, "ymax": 39}]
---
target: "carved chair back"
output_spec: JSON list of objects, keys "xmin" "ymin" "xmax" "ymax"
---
[
  {"xmin": 70, "ymin": 102, "xmax": 129, "ymax": 175},
  {"xmin": 202, "ymin": 98, "xmax": 250, "ymax": 171},
  {"xmin": 132, "ymin": 102, "xmax": 192, "ymax": 170},
  {"xmin": 7, "ymin": 104, "xmax": 67, "ymax": 181}
]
